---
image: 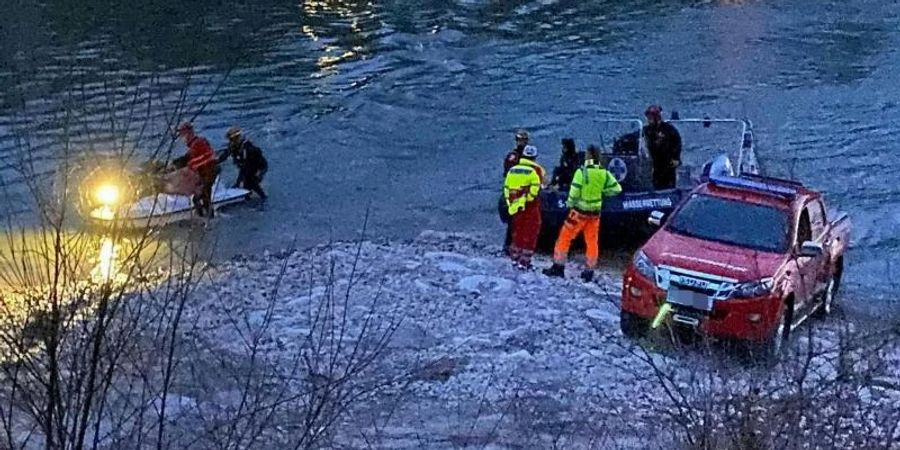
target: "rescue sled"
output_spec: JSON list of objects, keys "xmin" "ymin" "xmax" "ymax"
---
[
  {"xmin": 87, "ymin": 176, "xmax": 250, "ymax": 228},
  {"xmin": 529, "ymin": 116, "xmax": 759, "ymax": 247}
]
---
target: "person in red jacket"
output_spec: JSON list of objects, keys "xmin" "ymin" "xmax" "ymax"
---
[
  {"xmin": 175, "ymin": 122, "xmax": 219, "ymax": 218},
  {"xmin": 503, "ymin": 129, "xmax": 530, "ymax": 175}
]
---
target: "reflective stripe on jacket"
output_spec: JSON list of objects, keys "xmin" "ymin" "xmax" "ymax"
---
[
  {"xmin": 503, "ymin": 158, "xmax": 545, "ymax": 216},
  {"xmin": 566, "ymin": 162, "xmax": 622, "ymax": 214},
  {"xmin": 187, "ymin": 136, "xmax": 216, "ymax": 171}
]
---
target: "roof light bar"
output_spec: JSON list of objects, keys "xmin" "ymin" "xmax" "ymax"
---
[
  {"xmin": 708, "ymin": 174, "xmax": 798, "ymax": 199},
  {"xmin": 740, "ymin": 172, "xmax": 805, "ymax": 188}
]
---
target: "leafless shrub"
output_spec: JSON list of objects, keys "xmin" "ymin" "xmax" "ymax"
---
[
  {"xmin": 170, "ymin": 233, "xmax": 405, "ymax": 450},
  {"xmin": 0, "ymin": 52, "xmax": 235, "ymax": 448},
  {"xmin": 0, "ymin": 63, "xmax": 408, "ymax": 450},
  {"xmin": 619, "ymin": 314, "xmax": 900, "ymax": 450}
]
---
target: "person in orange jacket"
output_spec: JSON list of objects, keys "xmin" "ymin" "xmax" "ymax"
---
[
  {"xmin": 544, "ymin": 145, "xmax": 622, "ymax": 282},
  {"xmin": 174, "ymin": 122, "xmax": 219, "ymax": 218}
]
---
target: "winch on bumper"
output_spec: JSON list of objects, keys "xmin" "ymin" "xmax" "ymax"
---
[{"xmin": 621, "ymin": 264, "xmax": 781, "ymax": 342}]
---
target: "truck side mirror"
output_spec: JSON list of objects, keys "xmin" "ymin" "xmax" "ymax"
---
[
  {"xmin": 648, "ymin": 210, "xmax": 665, "ymax": 227},
  {"xmin": 799, "ymin": 241, "xmax": 824, "ymax": 258}
]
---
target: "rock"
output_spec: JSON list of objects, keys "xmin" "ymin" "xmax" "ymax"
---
[
  {"xmin": 503, "ymin": 328, "xmax": 544, "ymax": 355},
  {"xmin": 503, "ymin": 349, "xmax": 533, "ymax": 361},
  {"xmin": 458, "ymin": 275, "xmax": 515, "ymax": 295},
  {"xmin": 437, "ymin": 261, "xmax": 473, "ymax": 273},
  {"xmin": 246, "ymin": 310, "xmax": 267, "ymax": 328},
  {"xmin": 152, "ymin": 394, "xmax": 196, "ymax": 416},
  {"xmin": 389, "ymin": 323, "xmax": 437, "ymax": 350},
  {"xmin": 584, "ymin": 308, "xmax": 618, "ymax": 327},
  {"xmin": 533, "ymin": 308, "xmax": 561, "ymax": 320},
  {"xmin": 414, "ymin": 279, "xmax": 432, "ymax": 292},
  {"xmin": 415, "ymin": 357, "xmax": 468, "ymax": 382}
]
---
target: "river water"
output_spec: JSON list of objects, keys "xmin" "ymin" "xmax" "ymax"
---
[{"xmin": 1, "ymin": 0, "xmax": 899, "ymax": 315}]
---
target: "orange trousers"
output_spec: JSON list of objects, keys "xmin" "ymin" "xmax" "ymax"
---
[{"xmin": 553, "ymin": 210, "xmax": 600, "ymax": 269}]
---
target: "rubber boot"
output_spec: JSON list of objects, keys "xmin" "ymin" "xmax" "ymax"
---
[
  {"xmin": 543, "ymin": 263, "xmax": 565, "ymax": 278},
  {"xmin": 580, "ymin": 269, "xmax": 594, "ymax": 283}
]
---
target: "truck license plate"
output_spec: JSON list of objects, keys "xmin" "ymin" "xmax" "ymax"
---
[{"xmin": 667, "ymin": 287, "xmax": 713, "ymax": 311}]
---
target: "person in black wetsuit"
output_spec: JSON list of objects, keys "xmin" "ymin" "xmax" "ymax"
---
[
  {"xmin": 222, "ymin": 127, "xmax": 268, "ymax": 204},
  {"xmin": 549, "ymin": 137, "xmax": 584, "ymax": 191},
  {"xmin": 643, "ymin": 105, "xmax": 682, "ymax": 189}
]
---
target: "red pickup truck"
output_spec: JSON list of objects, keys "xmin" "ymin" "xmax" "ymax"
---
[{"xmin": 620, "ymin": 174, "xmax": 850, "ymax": 355}]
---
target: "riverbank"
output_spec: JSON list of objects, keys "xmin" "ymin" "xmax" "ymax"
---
[{"xmin": 178, "ymin": 230, "xmax": 899, "ymax": 449}]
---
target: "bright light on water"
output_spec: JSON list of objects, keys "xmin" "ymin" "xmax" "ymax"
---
[{"xmin": 95, "ymin": 184, "xmax": 120, "ymax": 206}]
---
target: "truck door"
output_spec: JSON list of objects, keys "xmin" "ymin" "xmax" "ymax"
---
[
  {"xmin": 805, "ymin": 199, "xmax": 829, "ymax": 295},
  {"xmin": 794, "ymin": 205, "xmax": 826, "ymax": 316}
]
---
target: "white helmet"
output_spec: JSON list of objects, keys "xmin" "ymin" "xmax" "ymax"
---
[
  {"xmin": 522, "ymin": 145, "xmax": 538, "ymax": 158},
  {"xmin": 704, "ymin": 154, "xmax": 735, "ymax": 178}
]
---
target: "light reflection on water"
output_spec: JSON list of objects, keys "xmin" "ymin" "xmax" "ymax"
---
[
  {"xmin": 0, "ymin": 228, "xmax": 186, "ymax": 364},
  {"xmin": 91, "ymin": 236, "xmax": 121, "ymax": 283},
  {"xmin": 0, "ymin": 229, "xmax": 176, "ymax": 307}
]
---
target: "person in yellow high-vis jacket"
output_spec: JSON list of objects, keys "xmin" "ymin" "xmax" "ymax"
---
[
  {"xmin": 544, "ymin": 145, "xmax": 622, "ymax": 282},
  {"xmin": 503, "ymin": 145, "xmax": 544, "ymax": 269}
]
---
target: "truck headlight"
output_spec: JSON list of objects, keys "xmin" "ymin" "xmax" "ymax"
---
[
  {"xmin": 633, "ymin": 250, "xmax": 657, "ymax": 281},
  {"xmin": 730, "ymin": 277, "xmax": 774, "ymax": 299},
  {"xmin": 95, "ymin": 184, "xmax": 121, "ymax": 206}
]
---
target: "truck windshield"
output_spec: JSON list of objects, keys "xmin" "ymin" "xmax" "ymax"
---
[{"xmin": 666, "ymin": 194, "xmax": 789, "ymax": 253}]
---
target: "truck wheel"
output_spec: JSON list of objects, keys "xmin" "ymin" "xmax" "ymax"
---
[
  {"xmin": 755, "ymin": 303, "xmax": 792, "ymax": 362},
  {"xmin": 620, "ymin": 310, "xmax": 649, "ymax": 339},
  {"xmin": 817, "ymin": 257, "xmax": 843, "ymax": 317},
  {"xmin": 818, "ymin": 277, "xmax": 838, "ymax": 316}
]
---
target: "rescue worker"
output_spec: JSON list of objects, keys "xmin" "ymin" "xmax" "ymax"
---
[
  {"xmin": 222, "ymin": 126, "xmax": 268, "ymax": 204},
  {"xmin": 503, "ymin": 145, "xmax": 544, "ymax": 270},
  {"xmin": 501, "ymin": 129, "xmax": 531, "ymax": 255},
  {"xmin": 643, "ymin": 105, "xmax": 682, "ymax": 189},
  {"xmin": 503, "ymin": 129, "xmax": 530, "ymax": 174},
  {"xmin": 174, "ymin": 122, "xmax": 219, "ymax": 218},
  {"xmin": 543, "ymin": 145, "xmax": 622, "ymax": 282},
  {"xmin": 549, "ymin": 137, "xmax": 584, "ymax": 191}
]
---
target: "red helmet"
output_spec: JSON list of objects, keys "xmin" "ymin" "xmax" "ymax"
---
[
  {"xmin": 645, "ymin": 105, "xmax": 663, "ymax": 118},
  {"xmin": 176, "ymin": 122, "xmax": 194, "ymax": 135}
]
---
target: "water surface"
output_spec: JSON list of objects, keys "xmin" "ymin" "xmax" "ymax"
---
[{"xmin": 2, "ymin": 0, "xmax": 898, "ymax": 315}]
